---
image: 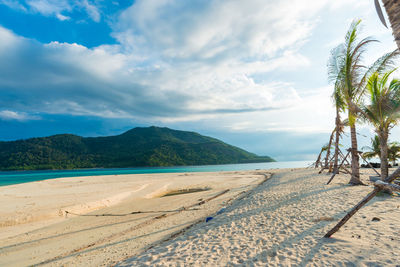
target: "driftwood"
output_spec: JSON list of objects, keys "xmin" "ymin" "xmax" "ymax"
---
[
  {"xmin": 324, "ymin": 167, "xmax": 400, "ymax": 238},
  {"xmin": 374, "ymin": 180, "xmax": 400, "ymax": 192},
  {"xmin": 327, "ymin": 149, "xmax": 351, "ymax": 184}
]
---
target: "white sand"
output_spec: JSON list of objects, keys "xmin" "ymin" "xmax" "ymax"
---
[
  {"xmin": 0, "ymin": 170, "xmax": 266, "ymax": 266},
  {"xmin": 1, "ymin": 168, "xmax": 399, "ymax": 266},
  {"xmin": 118, "ymin": 168, "xmax": 400, "ymax": 267}
]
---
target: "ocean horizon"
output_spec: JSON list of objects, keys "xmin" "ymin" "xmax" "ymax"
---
[{"xmin": 0, "ymin": 161, "xmax": 312, "ymax": 187}]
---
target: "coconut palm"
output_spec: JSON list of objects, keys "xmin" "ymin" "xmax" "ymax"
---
[
  {"xmin": 377, "ymin": 0, "xmax": 400, "ymax": 49},
  {"xmin": 321, "ymin": 116, "xmax": 349, "ymax": 173},
  {"xmin": 331, "ymin": 86, "xmax": 347, "ymax": 174},
  {"xmin": 327, "ymin": 20, "xmax": 378, "ymax": 184},
  {"xmin": 362, "ymin": 136, "xmax": 400, "ymax": 167},
  {"xmin": 361, "ymin": 71, "xmax": 400, "ymax": 179},
  {"xmin": 315, "ymin": 144, "xmax": 329, "ymax": 168},
  {"xmin": 328, "ymin": 19, "xmax": 399, "ymax": 184},
  {"xmin": 362, "ymin": 135, "xmax": 381, "ymax": 159},
  {"xmin": 323, "ymin": 129, "xmax": 335, "ymax": 169},
  {"xmin": 388, "ymin": 141, "xmax": 400, "ymax": 166}
]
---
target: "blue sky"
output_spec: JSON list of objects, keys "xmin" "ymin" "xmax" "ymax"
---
[{"xmin": 0, "ymin": 0, "xmax": 398, "ymax": 161}]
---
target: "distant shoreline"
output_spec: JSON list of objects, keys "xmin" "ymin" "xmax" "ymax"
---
[{"xmin": 0, "ymin": 161, "xmax": 312, "ymax": 187}]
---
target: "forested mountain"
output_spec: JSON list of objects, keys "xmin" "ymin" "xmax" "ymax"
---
[{"xmin": 0, "ymin": 126, "xmax": 275, "ymax": 170}]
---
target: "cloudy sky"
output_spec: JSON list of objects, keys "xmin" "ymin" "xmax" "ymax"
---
[{"xmin": 0, "ymin": 0, "xmax": 398, "ymax": 161}]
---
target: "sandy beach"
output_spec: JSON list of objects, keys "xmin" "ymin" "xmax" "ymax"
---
[
  {"xmin": 0, "ymin": 170, "xmax": 267, "ymax": 266},
  {"xmin": 1, "ymin": 168, "xmax": 399, "ymax": 266}
]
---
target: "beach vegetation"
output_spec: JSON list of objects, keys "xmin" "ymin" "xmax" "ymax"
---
[
  {"xmin": 377, "ymin": 0, "xmax": 400, "ymax": 50},
  {"xmin": 327, "ymin": 19, "xmax": 377, "ymax": 184},
  {"xmin": 360, "ymin": 71, "xmax": 400, "ymax": 179},
  {"xmin": 363, "ymin": 136, "xmax": 400, "ymax": 167},
  {"xmin": 327, "ymin": 19, "xmax": 399, "ymax": 184},
  {"xmin": 362, "ymin": 135, "xmax": 381, "ymax": 159}
]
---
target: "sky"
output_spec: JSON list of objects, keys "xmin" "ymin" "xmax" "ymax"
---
[{"xmin": 0, "ymin": 0, "xmax": 398, "ymax": 161}]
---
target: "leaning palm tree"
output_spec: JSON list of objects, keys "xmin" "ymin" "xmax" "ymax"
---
[
  {"xmin": 321, "ymin": 118, "xmax": 349, "ymax": 173},
  {"xmin": 331, "ymin": 82, "xmax": 346, "ymax": 174},
  {"xmin": 375, "ymin": 0, "xmax": 400, "ymax": 49},
  {"xmin": 361, "ymin": 71, "xmax": 400, "ymax": 179},
  {"xmin": 323, "ymin": 129, "xmax": 335, "ymax": 169},
  {"xmin": 315, "ymin": 144, "xmax": 329, "ymax": 168}
]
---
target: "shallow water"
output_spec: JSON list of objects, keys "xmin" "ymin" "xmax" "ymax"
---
[{"xmin": 0, "ymin": 161, "xmax": 312, "ymax": 187}]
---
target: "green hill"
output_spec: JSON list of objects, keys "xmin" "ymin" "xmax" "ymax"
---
[{"xmin": 0, "ymin": 126, "xmax": 275, "ymax": 170}]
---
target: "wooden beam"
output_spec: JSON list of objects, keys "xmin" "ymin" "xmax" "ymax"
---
[
  {"xmin": 338, "ymin": 149, "xmax": 351, "ymax": 166},
  {"xmin": 340, "ymin": 166, "xmax": 352, "ymax": 175},
  {"xmin": 324, "ymin": 166, "xmax": 400, "ymax": 237},
  {"xmin": 319, "ymin": 154, "xmax": 336, "ymax": 174},
  {"xmin": 358, "ymin": 152, "xmax": 381, "ymax": 177},
  {"xmin": 327, "ymin": 150, "xmax": 350, "ymax": 185}
]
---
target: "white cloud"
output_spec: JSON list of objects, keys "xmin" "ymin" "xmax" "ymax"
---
[
  {"xmin": 78, "ymin": 0, "xmax": 100, "ymax": 22},
  {"xmin": 0, "ymin": 0, "xmax": 397, "ymax": 140},
  {"xmin": 114, "ymin": 0, "xmax": 326, "ymax": 61},
  {"xmin": 1, "ymin": 0, "xmax": 101, "ymax": 22},
  {"xmin": 26, "ymin": 0, "xmax": 71, "ymax": 18},
  {"xmin": 56, "ymin": 13, "xmax": 70, "ymax": 21},
  {"xmin": 0, "ymin": 0, "xmax": 27, "ymax": 11},
  {"xmin": 0, "ymin": 110, "xmax": 40, "ymax": 121}
]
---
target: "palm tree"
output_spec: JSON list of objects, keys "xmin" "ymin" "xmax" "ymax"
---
[
  {"xmin": 388, "ymin": 141, "xmax": 400, "ymax": 166},
  {"xmin": 315, "ymin": 144, "xmax": 329, "ymax": 168},
  {"xmin": 331, "ymin": 82, "xmax": 347, "ymax": 174},
  {"xmin": 328, "ymin": 19, "xmax": 399, "ymax": 184},
  {"xmin": 362, "ymin": 135, "xmax": 381, "ymax": 159},
  {"xmin": 379, "ymin": 0, "xmax": 400, "ymax": 49},
  {"xmin": 361, "ymin": 71, "xmax": 400, "ymax": 179},
  {"xmin": 328, "ymin": 20, "xmax": 378, "ymax": 184},
  {"xmin": 362, "ymin": 136, "xmax": 400, "ymax": 167},
  {"xmin": 323, "ymin": 127, "xmax": 336, "ymax": 169}
]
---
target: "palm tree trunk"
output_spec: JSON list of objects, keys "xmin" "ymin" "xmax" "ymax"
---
[
  {"xmin": 315, "ymin": 149, "xmax": 323, "ymax": 168},
  {"xmin": 378, "ymin": 130, "xmax": 389, "ymax": 179},
  {"xmin": 381, "ymin": 0, "xmax": 400, "ymax": 49},
  {"xmin": 324, "ymin": 130, "xmax": 334, "ymax": 169},
  {"xmin": 333, "ymin": 108, "xmax": 341, "ymax": 174},
  {"xmin": 349, "ymin": 123, "xmax": 362, "ymax": 185}
]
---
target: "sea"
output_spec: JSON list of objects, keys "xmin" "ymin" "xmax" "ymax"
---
[{"xmin": 0, "ymin": 161, "xmax": 312, "ymax": 187}]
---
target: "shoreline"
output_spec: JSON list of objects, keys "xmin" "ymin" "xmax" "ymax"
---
[{"xmin": 0, "ymin": 160, "xmax": 311, "ymax": 187}]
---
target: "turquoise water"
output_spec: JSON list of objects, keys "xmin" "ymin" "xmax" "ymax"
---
[{"xmin": 0, "ymin": 161, "xmax": 312, "ymax": 187}]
